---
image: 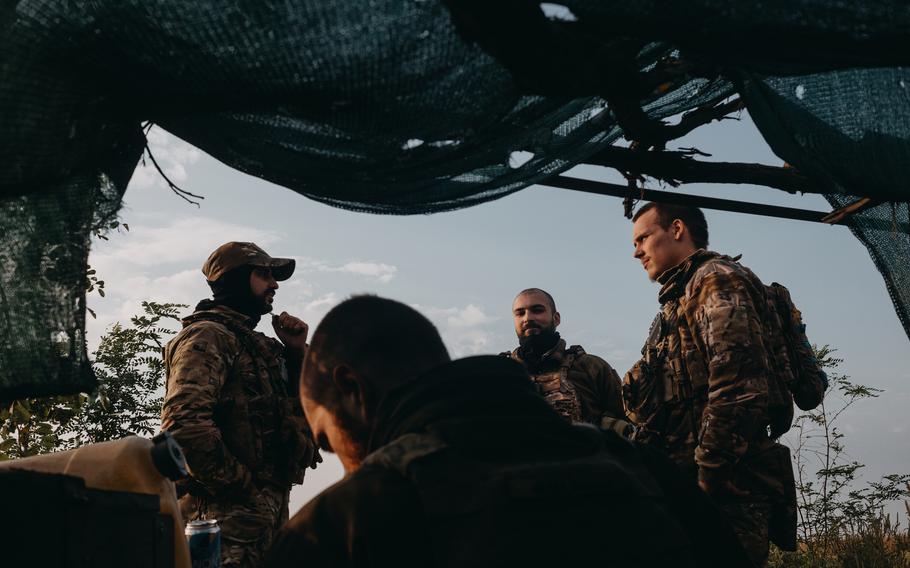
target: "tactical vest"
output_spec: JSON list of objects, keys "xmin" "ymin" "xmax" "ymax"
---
[
  {"xmin": 527, "ymin": 345, "xmax": 585, "ymax": 422},
  {"xmin": 361, "ymin": 428, "xmax": 686, "ymax": 567},
  {"xmin": 624, "ymin": 301, "xmax": 708, "ymax": 460},
  {"xmin": 171, "ymin": 311, "xmax": 306, "ymax": 489}
]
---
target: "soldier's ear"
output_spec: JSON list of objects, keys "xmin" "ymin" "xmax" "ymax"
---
[
  {"xmin": 554, "ymin": 311, "xmax": 561, "ymax": 327},
  {"xmin": 671, "ymin": 219, "xmax": 686, "ymax": 241},
  {"xmin": 332, "ymin": 364, "xmax": 372, "ymax": 421}
]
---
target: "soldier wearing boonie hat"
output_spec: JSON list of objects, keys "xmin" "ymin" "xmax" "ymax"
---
[{"xmin": 161, "ymin": 241, "xmax": 321, "ymax": 568}]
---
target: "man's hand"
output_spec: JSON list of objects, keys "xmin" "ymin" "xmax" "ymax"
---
[{"xmin": 272, "ymin": 311, "xmax": 309, "ymax": 353}]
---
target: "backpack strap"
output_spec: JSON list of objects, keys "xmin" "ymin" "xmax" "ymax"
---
[{"xmin": 562, "ymin": 345, "xmax": 586, "ymax": 375}]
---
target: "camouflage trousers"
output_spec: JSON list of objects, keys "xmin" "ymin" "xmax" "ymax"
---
[
  {"xmin": 181, "ymin": 484, "xmax": 290, "ymax": 568},
  {"xmin": 718, "ymin": 499, "xmax": 771, "ymax": 567}
]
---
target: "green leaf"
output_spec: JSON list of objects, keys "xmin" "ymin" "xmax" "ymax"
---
[{"xmin": 12, "ymin": 401, "xmax": 30, "ymax": 423}]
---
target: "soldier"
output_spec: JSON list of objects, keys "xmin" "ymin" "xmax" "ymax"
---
[
  {"xmin": 161, "ymin": 241, "xmax": 320, "ymax": 568},
  {"xmin": 625, "ymin": 202, "xmax": 799, "ymax": 566},
  {"xmin": 265, "ymin": 295, "xmax": 750, "ymax": 568},
  {"xmin": 504, "ymin": 288, "xmax": 631, "ymax": 436}
]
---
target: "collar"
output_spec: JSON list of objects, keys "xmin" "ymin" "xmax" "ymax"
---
[
  {"xmin": 367, "ymin": 355, "xmax": 554, "ymax": 452},
  {"xmin": 184, "ymin": 300, "xmax": 259, "ymax": 330},
  {"xmin": 512, "ymin": 338, "xmax": 567, "ymax": 366},
  {"xmin": 656, "ymin": 249, "xmax": 719, "ymax": 304}
]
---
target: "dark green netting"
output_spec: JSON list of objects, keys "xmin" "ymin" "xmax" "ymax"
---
[
  {"xmin": 740, "ymin": 67, "xmax": 910, "ymax": 340},
  {"xmin": 564, "ymin": 0, "xmax": 910, "ymax": 75},
  {"xmin": 0, "ymin": 1, "xmax": 734, "ymax": 398},
  {"xmin": 0, "ymin": 174, "xmax": 129, "ymax": 399},
  {"xmin": 0, "ymin": 0, "xmax": 908, "ymax": 398}
]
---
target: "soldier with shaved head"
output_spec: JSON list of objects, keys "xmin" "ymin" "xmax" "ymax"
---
[{"xmin": 503, "ymin": 288, "xmax": 630, "ymax": 436}]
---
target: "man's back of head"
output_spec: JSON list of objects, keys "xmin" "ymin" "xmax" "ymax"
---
[{"xmin": 300, "ymin": 295, "xmax": 450, "ymax": 472}]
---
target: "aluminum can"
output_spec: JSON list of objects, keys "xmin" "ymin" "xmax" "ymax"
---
[{"xmin": 185, "ymin": 519, "xmax": 221, "ymax": 568}]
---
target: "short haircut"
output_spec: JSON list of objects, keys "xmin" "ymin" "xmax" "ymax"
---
[
  {"xmin": 632, "ymin": 202, "xmax": 709, "ymax": 249},
  {"xmin": 515, "ymin": 288, "xmax": 557, "ymax": 312},
  {"xmin": 303, "ymin": 295, "xmax": 450, "ymax": 408}
]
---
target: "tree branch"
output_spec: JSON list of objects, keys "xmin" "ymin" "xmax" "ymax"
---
[{"xmin": 587, "ymin": 145, "xmax": 822, "ymax": 195}]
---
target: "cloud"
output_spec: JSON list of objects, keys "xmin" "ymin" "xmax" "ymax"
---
[
  {"xmin": 582, "ymin": 336, "xmax": 633, "ymax": 369},
  {"xmin": 93, "ymin": 217, "xmax": 281, "ymax": 270},
  {"xmin": 85, "ymin": 217, "xmax": 400, "ymax": 351},
  {"xmin": 296, "ymin": 259, "xmax": 398, "ymax": 283},
  {"xmin": 414, "ymin": 304, "xmax": 504, "ymax": 357},
  {"xmin": 422, "ymin": 304, "xmax": 495, "ymax": 328},
  {"xmin": 85, "ymin": 269, "xmax": 209, "ymax": 351}
]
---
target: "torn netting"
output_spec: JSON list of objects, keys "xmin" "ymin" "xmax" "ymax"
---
[
  {"xmin": 0, "ymin": 1, "xmax": 731, "ymax": 397},
  {"xmin": 740, "ymin": 66, "xmax": 910, "ymax": 339},
  {"xmin": 1, "ymin": 0, "xmax": 909, "ymax": 398}
]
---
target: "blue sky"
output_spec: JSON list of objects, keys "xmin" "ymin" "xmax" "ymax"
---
[{"xmin": 86, "ymin": 113, "xmax": 910, "ymax": 517}]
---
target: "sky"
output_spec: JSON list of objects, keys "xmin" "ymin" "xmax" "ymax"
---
[{"xmin": 86, "ymin": 112, "xmax": 910, "ymax": 519}]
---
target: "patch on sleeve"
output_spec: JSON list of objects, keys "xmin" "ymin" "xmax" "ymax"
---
[{"xmin": 192, "ymin": 341, "xmax": 208, "ymax": 352}]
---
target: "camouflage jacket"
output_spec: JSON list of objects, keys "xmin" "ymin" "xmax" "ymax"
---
[
  {"xmin": 161, "ymin": 303, "xmax": 315, "ymax": 499},
  {"xmin": 506, "ymin": 339, "xmax": 630, "ymax": 435},
  {"xmin": 623, "ymin": 250, "xmax": 776, "ymax": 488}
]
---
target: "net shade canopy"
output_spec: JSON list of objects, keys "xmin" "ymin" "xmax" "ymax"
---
[{"xmin": 1, "ymin": 0, "xmax": 908, "ymax": 398}]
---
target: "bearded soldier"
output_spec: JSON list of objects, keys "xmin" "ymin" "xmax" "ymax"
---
[
  {"xmin": 161, "ymin": 242, "xmax": 320, "ymax": 568},
  {"xmin": 625, "ymin": 203, "xmax": 800, "ymax": 566},
  {"xmin": 503, "ymin": 288, "xmax": 631, "ymax": 436}
]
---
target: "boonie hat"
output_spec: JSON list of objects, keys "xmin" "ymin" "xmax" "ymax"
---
[{"xmin": 202, "ymin": 242, "xmax": 296, "ymax": 282}]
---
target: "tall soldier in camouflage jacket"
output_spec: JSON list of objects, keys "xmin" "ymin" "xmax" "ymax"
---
[
  {"xmin": 504, "ymin": 288, "xmax": 631, "ymax": 436},
  {"xmin": 626, "ymin": 203, "xmax": 798, "ymax": 566},
  {"xmin": 161, "ymin": 242, "xmax": 320, "ymax": 568}
]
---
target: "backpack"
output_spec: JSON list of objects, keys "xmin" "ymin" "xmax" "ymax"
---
[{"xmin": 763, "ymin": 282, "xmax": 829, "ymax": 437}]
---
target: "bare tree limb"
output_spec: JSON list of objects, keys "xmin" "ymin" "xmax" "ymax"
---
[
  {"xmin": 587, "ymin": 145, "xmax": 821, "ymax": 195},
  {"xmin": 143, "ymin": 141, "xmax": 205, "ymax": 207}
]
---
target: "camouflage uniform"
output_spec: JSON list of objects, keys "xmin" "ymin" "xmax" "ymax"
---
[
  {"xmin": 623, "ymin": 250, "xmax": 797, "ymax": 566},
  {"xmin": 506, "ymin": 339, "xmax": 631, "ymax": 435},
  {"xmin": 162, "ymin": 302, "xmax": 315, "ymax": 568}
]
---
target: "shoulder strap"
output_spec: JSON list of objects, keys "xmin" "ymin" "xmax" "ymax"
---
[
  {"xmin": 566, "ymin": 344, "xmax": 586, "ymax": 357},
  {"xmin": 361, "ymin": 432, "xmax": 449, "ymax": 475}
]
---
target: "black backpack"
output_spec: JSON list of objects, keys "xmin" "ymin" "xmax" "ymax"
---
[{"xmin": 763, "ymin": 282, "xmax": 829, "ymax": 437}]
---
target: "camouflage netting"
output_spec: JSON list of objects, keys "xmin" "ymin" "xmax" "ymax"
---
[
  {"xmin": 1, "ymin": 0, "xmax": 908, "ymax": 398},
  {"xmin": 740, "ymin": 67, "xmax": 910, "ymax": 340}
]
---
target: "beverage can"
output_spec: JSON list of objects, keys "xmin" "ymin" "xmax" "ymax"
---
[{"xmin": 185, "ymin": 519, "xmax": 221, "ymax": 568}]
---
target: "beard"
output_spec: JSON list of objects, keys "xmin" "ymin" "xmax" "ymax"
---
[
  {"xmin": 516, "ymin": 323, "xmax": 561, "ymax": 365},
  {"xmin": 517, "ymin": 320, "xmax": 557, "ymax": 346},
  {"xmin": 253, "ymin": 292, "xmax": 274, "ymax": 315}
]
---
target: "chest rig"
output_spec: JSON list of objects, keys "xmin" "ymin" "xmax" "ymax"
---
[
  {"xmin": 527, "ymin": 345, "xmax": 584, "ymax": 423},
  {"xmin": 193, "ymin": 312, "xmax": 298, "ymax": 482},
  {"xmin": 625, "ymin": 292, "xmax": 710, "ymax": 451}
]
